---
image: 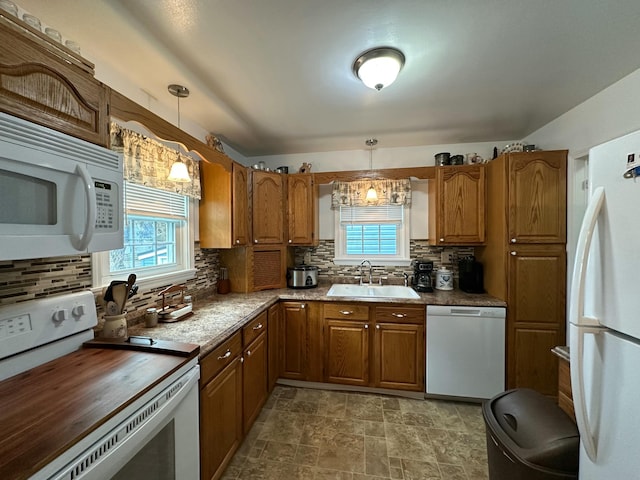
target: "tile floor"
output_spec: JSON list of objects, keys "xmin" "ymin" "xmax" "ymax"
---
[{"xmin": 221, "ymin": 386, "xmax": 490, "ymax": 480}]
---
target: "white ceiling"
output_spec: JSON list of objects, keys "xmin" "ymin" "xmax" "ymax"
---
[{"xmin": 15, "ymin": 0, "xmax": 640, "ymax": 157}]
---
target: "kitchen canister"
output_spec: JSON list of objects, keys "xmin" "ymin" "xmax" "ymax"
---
[
  {"xmin": 102, "ymin": 314, "xmax": 128, "ymax": 340},
  {"xmin": 435, "ymin": 267, "xmax": 454, "ymax": 291},
  {"xmin": 145, "ymin": 308, "xmax": 158, "ymax": 328}
]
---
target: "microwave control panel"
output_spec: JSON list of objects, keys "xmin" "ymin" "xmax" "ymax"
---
[{"xmin": 94, "ymin": 181, "xmax": 117, "ymax": 231}]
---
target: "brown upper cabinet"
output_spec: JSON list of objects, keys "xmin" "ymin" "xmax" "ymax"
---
[
  {"xmin": 0, "ymin": 16, "xmax": 108, "ymax": 146},
  {"xmin": 287, "ymin": 174, "xmax": 319, "ymax": 246},
  {"xmin": 200, "ymin": 161, "xmax": 250, "ymax": 248},
  {"xmin": 428, "ymin": 164, "xmax": 486, "ymax": 246},
  {"xmin": 252, "ymin": 170, "xmax": 285, "ymax": 245},
  {"xmin": 506, "ymin": 151, "xmax": 567, "ymax": 244}
]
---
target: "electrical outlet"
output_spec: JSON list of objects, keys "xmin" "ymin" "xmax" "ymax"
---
[{"xmin": 441, "ymin": 249, "xmax": 453, "ymax": 264}]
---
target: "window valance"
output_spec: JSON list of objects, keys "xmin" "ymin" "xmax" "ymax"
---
[
  {"xmin": 331, "ymin": 179, "xmax": 411, "ymax": 208},
  {"xmin": 109, "ymin": 122, "xmax": 201, "ymax": 199}
]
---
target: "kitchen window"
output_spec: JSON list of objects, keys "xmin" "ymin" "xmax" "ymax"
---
[
  {"xmin": 334, "ymin": 204, "xmax": 410, "ymax": 266},
  {"xmin": 93, "ymin": 182, "xmax": 196, "ymax": 289}
]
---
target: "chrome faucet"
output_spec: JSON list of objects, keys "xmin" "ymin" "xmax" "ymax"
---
[{"xmin": 359, "ymin": 260, "xmax": 373, "ymax": 285}]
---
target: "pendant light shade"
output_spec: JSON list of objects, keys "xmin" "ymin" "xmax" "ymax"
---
[
  {"xmin": 353, "ymin": 47, "xmax": 405, "ymax": 91},
  {"xmin": 167, "ymin": 159, "xmax": 191, "ymax": 182},
  {"xmin": 167, "ymin": 84, "xmax": 192, "ymax": 183}
]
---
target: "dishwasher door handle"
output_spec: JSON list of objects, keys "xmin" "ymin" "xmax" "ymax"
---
[{"xmin": 449, "ymin": 309, "xmax": 482, "ymax": 316}]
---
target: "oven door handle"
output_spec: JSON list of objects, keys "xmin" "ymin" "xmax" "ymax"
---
[{"xmin": 72, "ymin": 164, "xmax": 96, "ymax": 252}]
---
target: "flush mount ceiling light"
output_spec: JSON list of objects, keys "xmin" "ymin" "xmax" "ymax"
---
[
  {"xmin": 365, "ymin": 138, "xmax": 378, "ymax": 201},
  {"xmin": 167, "ymin": 84, "xmax": 191, "ymax": 183},
  {"xmin": 353, "ymin": 47, "xmax": 405, "ymax": 91}
]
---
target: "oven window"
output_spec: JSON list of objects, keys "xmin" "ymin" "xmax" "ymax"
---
[
  {"xmin": 0, "ymin": 169, "xmax": 56, "ymax": 225},
  {"xmin": 112, "ymin": 420, "xmax": 175, "ymax": 480}
]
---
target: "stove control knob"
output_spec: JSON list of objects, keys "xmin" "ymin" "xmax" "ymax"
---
[
  {"xmin": 72, "ymin": 305, "xmax": 85, "ymax": 318},
  {"xmin": 52, "ymin": 309, "xmax": 69, "ymax": 323}
]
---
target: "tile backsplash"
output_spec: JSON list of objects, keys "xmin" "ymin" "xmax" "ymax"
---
[
  {"xmin": 294, "ymin": 239, "xmax": 474, "ymax": 284},
  {"xmin": 0, "ymin": 244, "xmax": 220, "ymax": 325}
]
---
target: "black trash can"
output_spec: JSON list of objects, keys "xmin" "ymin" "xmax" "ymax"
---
[{"xmin": 482, "ymin": 388, "xmax": 579, "ymax": 480}]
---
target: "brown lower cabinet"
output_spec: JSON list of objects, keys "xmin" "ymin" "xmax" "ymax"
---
[
  {"xmin": 280, "ymin": 302, "xmax": 308, "ymax": 380},
  {"xmin": 200, "ymin": 332, "xmax": 243, "ymax": 480},
  {"xmin": 323, "ymin": 303, "xmax": 425, "ymax": 392},
  {"xmin": 242, "ymin": 330, "xmax": 268, "ymax": 434}
]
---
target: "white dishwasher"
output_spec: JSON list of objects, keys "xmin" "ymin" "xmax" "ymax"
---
[{"xmin": 426, "ymin": 305, "xmax": 505, "ymax": 400}]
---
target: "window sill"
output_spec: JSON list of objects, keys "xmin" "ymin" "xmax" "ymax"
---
[
  {"xmin": 333, "ymin": 258, "xmax": 412, "ymax": 267},
  {"xmin": 91, "ymin": 268, "xmax": 197, "ymax": 295}
]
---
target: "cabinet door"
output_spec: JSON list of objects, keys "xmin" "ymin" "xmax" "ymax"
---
[
  {"xmin": 324, "ymin": 319, "xmax": 370, "ymax": 387},
  {"xmin": 508, "ymin": 151, "xmax": 567, "ymax": 244},
  {"xmin": 242, "ymin": 332, "xmax": 268, "ymax": 434},
  {"xmin": 430, "ymin": 165, "xmax": 485, "ymax": 245},
  {"xmin": 200, "ymin": 357, "xmax": 243, "ymax": 480},
  {"xmin": 0, "ymin": 24, "xmax": 108, "ymax": 146},
  {"xmin": 507, "ymin": 244, "xmax": 566, "ymax": 394},
  {"xmin": 374, "ymin": 322, "xmax": 424, "ymax": 391},
  {"xmin": 252, "ymin": 171, "xmax": 284, "ymax": 244},
  {"xmin": 268, "ymin": 303, "xmax": 281, "ymax": 392},
  {"xmin": 287, "ymin": 174, "xmax": 316, "ymax": 246},
  {"xmin": 232, "ymin": 163, "xmax": 249, "ymax": 246},
  {"xmin": 281, "ymin": 302, "xmax": 308, "ymax": 380}
]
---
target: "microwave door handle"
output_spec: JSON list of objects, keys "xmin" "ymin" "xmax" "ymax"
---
[{"xmin": 72, "ymin": 164, "xmax": 96, "ymax": 251}]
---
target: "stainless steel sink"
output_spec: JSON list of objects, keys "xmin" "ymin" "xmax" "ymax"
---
[{"xmin": 326, "ymin": 284, "xmax": 420, "ymax": 299}]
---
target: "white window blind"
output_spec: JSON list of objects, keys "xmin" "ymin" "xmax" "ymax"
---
[
  {"xmin": 125, "ymin": 183, "xmax": 187, "ymax": 219},
  {"xmin": 339, "ymin": 205, "xmax": 404, "ymax": 224}
]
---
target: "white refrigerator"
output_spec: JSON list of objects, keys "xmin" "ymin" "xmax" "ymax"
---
[{"xmin": 570, "ymin": 130, "xmax": 640, "ymax": 479}]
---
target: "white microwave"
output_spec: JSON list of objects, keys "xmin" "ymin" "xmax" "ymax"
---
[{"xmin": 0, "ymin": 112, "xmax": 123, "ymax": 261}]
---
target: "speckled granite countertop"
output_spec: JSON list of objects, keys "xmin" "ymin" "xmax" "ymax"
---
[{"xmin": 127, "ymin": 285, "xmax": 507, "ymax": 358}]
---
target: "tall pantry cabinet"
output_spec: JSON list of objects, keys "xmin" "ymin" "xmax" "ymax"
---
[{"xmin": 476, "ymin": 150, "xmax": 567, "ymax": 397}]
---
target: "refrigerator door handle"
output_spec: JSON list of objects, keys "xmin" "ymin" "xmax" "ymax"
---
[
  {"xmin": 570, "ymin": 186, "xmax": 605, "ymax": 328},
  {"xmin": 569, "ymin": 186, "xmax": 605, "ymax": 463},
  {"xmin": 571, "ymin": 324, "xmax": 603, "ymax": 462}
]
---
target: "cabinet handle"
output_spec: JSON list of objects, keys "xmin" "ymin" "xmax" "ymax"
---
[
  {"xmin": 511, "ymin": 238, "xmax": 517, "ymax": 243},
  {"xmin": 252, "ymin": 323, "xmax": 263, "ymax": 330},
  {"xmin": 376, "ymin": 324, "xmax": 380, "ymax": 329},
  {"xmin": 510, "ymin": 251, "xmax": 517, "ymax": 256},
  {"xmin": 391, "ymin": 312, "xmax": 406, "ymax": 318},
  {"xmin": 217, "ymin": 350, "xmax": 232, "ymax": 360},
  {"xmin": 364, "ymin": 324, "xmax": 369, "ymax": 329},
  {"xmin": 339, "ymin": 310, "xmax": 353, "ymax": 315}
]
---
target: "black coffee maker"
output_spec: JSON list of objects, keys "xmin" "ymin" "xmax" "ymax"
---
[
  {"xmin": 458, "ymin": 255, "xmax": 484, "ymax": 293},
  {"xmin": 413, "ymin": 260, "xmax": 434, "ymax": 292}
]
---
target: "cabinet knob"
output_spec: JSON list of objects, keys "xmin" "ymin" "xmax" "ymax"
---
[
  {"xmin": 339, "ymin": 310, "xmax": 353, "ymax": 315},
  {"xmin": 254, "ymin": 239, "xmax": 258, "ymax": 243},
  {"xmin": 510, "ymin": 251, "xmax": 517, "ymax": 256},
  {"xmin": 511, "ymin": 238, "xmax": 517, "ymax": 243},
  {"xmin": 376, "ymin": 324, "xmax": 380, "ymax": 329},
  {"xmin": 217, "ymin": 349, "xmax": 232, "ymax": 360},
  {"xmin": 301, "ymin": 303, "xmax": 306, "ymax": 309},
  {"xmin": 288, "ymin": 239, "xmax": 292, "ymax": 243},
  {"xmin": 252, "ymin": 323, "xmax": 263, "ymax": 330},
  {"xmin": 364, "ymin": 324, "xmax": 369, "ymax": 329},
  {"xmin": 439, "ymin": 238, "xmax": 444, "ymax": 242},
  {"xmin": 236, "ymin": 239, "xmax": 240, "ymax": 244},
  {"xmin": 246, "ymin": 350, "xmax": 252, "ymax": 357}
]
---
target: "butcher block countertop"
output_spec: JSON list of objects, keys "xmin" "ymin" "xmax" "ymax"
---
[
  {"xmin": 0, "ymin": 345, "xmax": 198, "ymax": 480},
  {"xmin": 128, "ymin": 284, "xmax": 506, "ymax": 358}
]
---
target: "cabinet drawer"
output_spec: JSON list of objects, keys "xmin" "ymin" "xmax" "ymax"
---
[
  {"xmin": 200, "ymin": 331, "xmax": 242, "ymax": 385},
  {"xmin": 324, "ymin": 303, "xmax": 370, "ymax": 321},
  {"xmin": 375, "ymin": 306, "xmax": 425, "ymax": 324},
  {"xmin": 243, "ymin": 311, "xmax": 268, "ymax": 346}
]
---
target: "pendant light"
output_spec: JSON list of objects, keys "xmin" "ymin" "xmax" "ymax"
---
[
  {"xmin": 167, "ymin": 84, "xmax": 191, "ymax": 183},
  {"xmin": 353, "ymin": 47, "xmax": 405, "ymax": 91},
  {"xmin": 365, "ymin": 138, "xmax": 378, "ymax": 201}
]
